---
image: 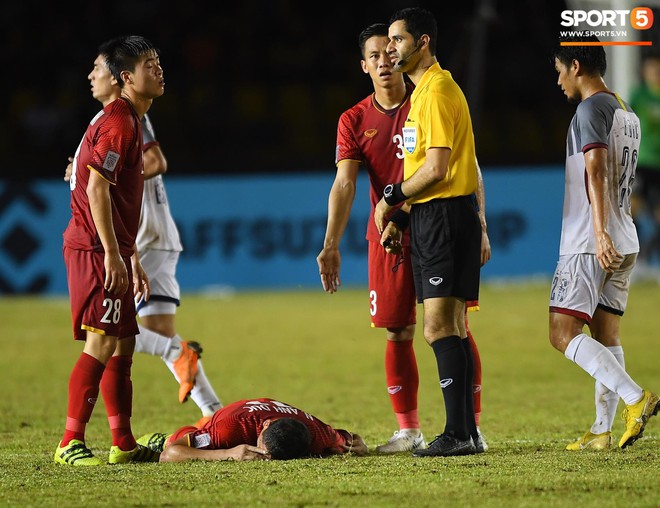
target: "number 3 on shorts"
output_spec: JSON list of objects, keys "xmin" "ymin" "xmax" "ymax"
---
[{"xmin": 369, "ymin": 290, "xmax": 377, "ymax": 317}]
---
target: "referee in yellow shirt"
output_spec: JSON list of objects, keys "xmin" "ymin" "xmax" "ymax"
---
[{"xmin": 375, "ymin": 7, "xmax": 482, "ymax": 457}]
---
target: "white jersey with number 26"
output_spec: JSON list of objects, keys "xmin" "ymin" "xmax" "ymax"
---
[{"xmin": 559, "ymin": 91, "xmax": 640, "ymax": 256}]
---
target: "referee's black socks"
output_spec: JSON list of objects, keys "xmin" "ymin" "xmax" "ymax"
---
[{"xmin": 431, "ymin": 335, "xmax": 469, "ymax": 440}]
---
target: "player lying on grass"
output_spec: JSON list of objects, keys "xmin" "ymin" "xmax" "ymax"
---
[{"xmin": 138, "ymin": 397, "xmax": 368, "ymax": 461}]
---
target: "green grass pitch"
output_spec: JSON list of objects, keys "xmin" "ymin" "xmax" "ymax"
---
[{"xmin": 1, "ymin": 281, "xmax": 658, "ymax": 507}]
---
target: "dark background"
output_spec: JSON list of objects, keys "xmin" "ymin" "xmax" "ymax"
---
[{"xmin": 3, "ymin": 0, "xmax": 653, "ymax": 180}]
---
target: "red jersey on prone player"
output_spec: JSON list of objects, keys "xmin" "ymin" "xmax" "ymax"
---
[
  {"xmin": 63, "ymin": 97, "xmax": 144, "ymax": 257},
  {"xmin": 335, "ymin": 82, "xmax": 413, "ymax": 246},
  {"xmin": 169, "ymin": 398, "xmax": 354, "ymax": 456}
]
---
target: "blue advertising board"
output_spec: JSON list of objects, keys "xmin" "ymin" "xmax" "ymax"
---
[{"xmin": 0, "ymin": 167, "xmax": 564, "ymax": 294}]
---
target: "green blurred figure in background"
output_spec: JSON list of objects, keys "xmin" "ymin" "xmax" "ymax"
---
[{"xmin": 630, "ymin": 53, "xmax": 660, "ymax": 275}]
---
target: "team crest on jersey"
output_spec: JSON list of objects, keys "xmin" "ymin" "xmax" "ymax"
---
[
  {"xmin": 403, "ymin": 126, "xmax": 416, "ymax": 154},
  {"xmin": 103, "ymin": 151, "xmax": 120, "ymax": 172},
  {"xmin": 364, "ymin": 128, "xmax": 377, "ymax": 138}
]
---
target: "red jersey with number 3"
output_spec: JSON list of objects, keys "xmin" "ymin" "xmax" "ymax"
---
[
  {"xmin": 63, "ymin": 97, "xmax": 144, "ymax": 257},
  {"xmin": 335, "ymin": 83, "xmax": 413, "ymax": 245},
  {"xmin": 171, "ymin": 398, "xmax": 353, "ymax": 456}
]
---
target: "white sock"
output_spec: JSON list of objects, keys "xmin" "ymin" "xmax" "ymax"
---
[
  {"xmin": 565, "ymin": 334, "xmax": 642, "ymax": 405},
  {"xmin": 136, "ymin": 325, "xmax": 174, "ymax": 357},
  {"xmin": 162, "ymin": 334, "xmax": 184, "ymax": 363},
  {"xmin": 590, "ymin": 345, "xmax": 625, "ymax": 434},
  {"xmin": 188, "ymin": 361, "xmax": 223, "ymax": 416}
]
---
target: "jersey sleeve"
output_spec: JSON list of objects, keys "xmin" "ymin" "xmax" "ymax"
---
[
  {"xmin": 173, "ymin": 425, "xmax": 228, "ymax": 450},
  {"xmin": 142, "ymin": 113, "xmax": 159, "ymax": 151},
  {"xmin": 168, "ymin": 425, "xmax": 203, "ymax": 446},
  {"xmin": 89, "ymin": 112, "xmax": 139, "ymax": 185},
  {"xmin": 576, "ymin": 98, "xmax": 611, "ymax": 152},
  {"xmin": 308, "ymin": 423, "xmax": 352, "ymax": 456},
  {"xmin": 335, "ymin": 109, "xmax": 362, "ymax": 165},
  {"xmin": 424, "ymin": 87, "xmax": 458, "ymax": 151}
]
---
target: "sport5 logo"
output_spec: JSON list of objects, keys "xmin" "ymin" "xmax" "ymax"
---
[{"xmin": 560, "ymin": 7, "xmax": 654, "ymax": 30}]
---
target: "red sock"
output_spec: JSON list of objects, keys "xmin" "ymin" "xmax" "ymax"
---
[
  {"xmin": 466, "ymin": 324, "xmax": 482, "ymax": 426},
  {"xmin": 61, "ymin": 353, "xmax": 105, "ymax": 446},
  {"xmin": 100, "ymin": 355, "xmax": 136, "ymax": 451},
  {"xmin": 385, "ymin": 340, "xmax": 419, "ymax": 429}
]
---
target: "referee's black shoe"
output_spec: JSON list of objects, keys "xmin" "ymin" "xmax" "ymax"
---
[{"xmin": 412, "ymin": 432, "xmax": 476, "ymax": 457}]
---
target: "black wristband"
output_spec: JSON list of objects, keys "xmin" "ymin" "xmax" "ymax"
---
[
  {"xmin": 383, "ymin": 182, "xmax": 407, "ymax": 206},
  {"xmin": 389, "ymin": 208, "xmax": 410, "ymax": 231}
]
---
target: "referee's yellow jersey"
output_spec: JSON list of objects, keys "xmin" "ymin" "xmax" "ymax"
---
[{"xmin": 403, "ymin": 62, "xmax": 477, "ymax": 204}]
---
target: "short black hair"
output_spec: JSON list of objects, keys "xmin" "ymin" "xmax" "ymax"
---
[
  {"xmin": 98, "ymin": 35, "xmax": 159, "ymax": 88},
  {"xmin": 261, "ymin": 418, "xmax": 312, "ymax": 460},
  {"xmin": 553, "ymin": 35, "xmax": 607, "ymax": 77},
  {"xmin": 389, "ymin": 7, "xmax": 437, "ymax": 55},
  {"xmin": 358, "ymin": 23, "xmax": 388, "ymax": 58}
]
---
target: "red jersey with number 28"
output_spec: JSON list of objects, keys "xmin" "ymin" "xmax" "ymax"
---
[
  {"xmin": 176, "ymin": 398, "xmax": 353, "ymax": 456},
  {"xmin": 63, "ymin": 97, "xmax": 144, "ymax": 257},
  {"xmin": 335, "ymin": 83, "xmax": 413, "ymax": 245}
]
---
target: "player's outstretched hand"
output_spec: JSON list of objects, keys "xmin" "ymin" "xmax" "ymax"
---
[{"xmin": 317, "ymin": 247, "xmax": 341, "ymax": 293}]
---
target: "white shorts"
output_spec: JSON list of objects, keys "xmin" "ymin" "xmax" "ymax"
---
[
  {"xmin": 137, "ymin": 249, "xmax": 181, "ymax": 317},
  {"xmin": 549, "ymin": 253, "xmax": 636, "ymax": 323}
]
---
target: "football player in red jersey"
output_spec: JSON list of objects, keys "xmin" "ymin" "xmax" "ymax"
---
[
  {"xmin": 65, "ymin": 44, "xmax": 223, "ymax": 426},
  {"xmin": 317, "ymin": 23, "xmax": 490, "ymax": 454},
  {"xmin": 54, "ymin": 35, "xmax": 165, "ymax": 466},
  {"xmin": 137, "ymin": 398, "xmax": 368, "ymax": 462}
]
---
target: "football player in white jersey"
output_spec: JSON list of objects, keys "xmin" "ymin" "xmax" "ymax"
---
[
  {"xmin": 550, "ymin": 35, "xmax": 658, "ymax": 451},
  {"xmin": 135, "ymin": 114, "xmax": 223, "ymax": 424},
  {"xmin": 66, "ymin": 49, "xmax": 223, "ymax": 426}
]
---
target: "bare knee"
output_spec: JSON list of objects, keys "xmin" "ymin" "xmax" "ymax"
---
[
  {"xmin": 386, "ymin": 325, "xmax": 415, "ymax": 342},
  {"xmin": 549, "ymin": 312, "xmax": 584, "ymax": 354},
  {"xmin": 83, "ymin": 333, "xmax": 119, "ymax": 364}
]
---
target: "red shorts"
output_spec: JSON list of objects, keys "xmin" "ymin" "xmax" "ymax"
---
[
  {"xmin": 64, "ymin": 247, "xmax": 139, "ymax": 341},
  {"xmin": 368, "ymin": 241, "xmax": 416, "ymax": 328}
]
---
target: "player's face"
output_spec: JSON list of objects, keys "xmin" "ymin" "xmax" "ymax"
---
[
  {"xmin": 554, "ymin": 57, "xmax": 580, "ymax": 104},
  {"xmin": 88, "ymin": 54, "xmax": 118, "ymax": 105},
  {"xmin": 130, "ymin": 51, "xmax": 165, "ymax": 99},
  {"xmin": 642, "ymin": 58, "xmax": 660, "ymax": 89},
  {"xmin": 361, "ymin": 36, "xmax": 402, "ymax": 89},
  {"xmin": 387, "ymin": 21, "xmax": 416, "ymax": 73}
]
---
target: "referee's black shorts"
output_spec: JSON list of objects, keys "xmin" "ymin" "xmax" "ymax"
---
[{"xmin": 410, "ymin": 195, "xmax": 481, "ymax": 303}]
